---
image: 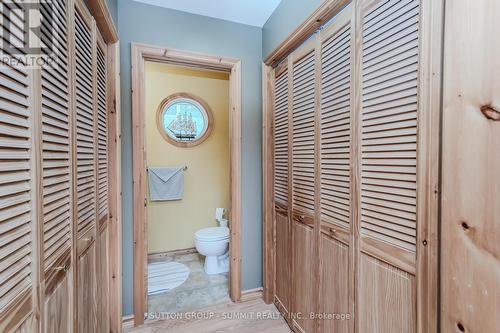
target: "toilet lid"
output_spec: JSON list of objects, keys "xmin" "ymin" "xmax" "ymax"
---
[{"xmin": 195, "ymin": 227, "xmax": 229, "ymax": 241}]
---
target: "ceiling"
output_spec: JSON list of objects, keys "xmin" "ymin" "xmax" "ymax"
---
[{"xmin": 132, "ymin": 0, "xmax": 282, "ymax": 27}]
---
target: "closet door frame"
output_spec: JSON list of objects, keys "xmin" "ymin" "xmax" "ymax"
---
[
  {"xmin": 262, "ymin": 1, "xmax": 443, "ymax": 332},
  {"xmin": 130, "ymin": 43, "xmax": 242, "ymax": 327}
]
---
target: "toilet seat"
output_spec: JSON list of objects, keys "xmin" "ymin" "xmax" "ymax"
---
[{"xmin": 195, "ymin": 227, "xmax": 229, "ymax": 242}]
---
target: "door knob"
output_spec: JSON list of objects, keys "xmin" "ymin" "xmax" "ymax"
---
[{"xmin": 54, "ymin": 264, "xmax": 70, "ymax": 272}]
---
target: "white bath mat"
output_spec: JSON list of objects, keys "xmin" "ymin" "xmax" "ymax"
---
[{"xmin": 148, "ymin": 261, "xmax": 190, "ymax": 295}]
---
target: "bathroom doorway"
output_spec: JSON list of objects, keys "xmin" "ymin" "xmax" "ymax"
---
[{"xmin": 131, "ymin": 44, "xmax": 242, "ymax": 326}]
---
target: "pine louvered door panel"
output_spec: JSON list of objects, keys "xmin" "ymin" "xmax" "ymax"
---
[
  {"xmin": 96, "ymin": 39, "xmax": 108, "ymax": 230},
  {"xmin": 357, "ymin": 1, "xmax": 421, "ymax": 332},
  {"xmin": 273, "ymin": 63, "xmax": 291, "ymax": 317},
  {"xmin": 75, "ymin": 1, "xmax": 97, "ymax": 250},
  {"xmin": 95, "ymin": 35, "xmax": 109, "ymax": 333},
  {"xmin": 290, "ymin": 39, "xmax": 316, "ymax": 333},
  {"xmin": 39, "ymin": 1, "xmax": 72, "ymax": 332},
  {"xmin": 74, "ymin": 2, "xmax": 97, "ymax": 333},
  {"xmin": 291, "ymin": 48, "xmax": 316, "ymax": 217},
  {"xmin": 274, "ymin": 65, "xmax": 289, "ymax": 208},
  {"xmin": 0, "ymin": 1, "xmax": 36, "ymax": 331},
  {"xmin": 318, "ymin": 5, "xmax": 354, "ymax": 333}
]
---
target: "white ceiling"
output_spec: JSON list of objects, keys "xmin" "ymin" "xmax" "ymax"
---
[{"xmin": 132, "ymin": 0, "xmax": 282, "ymax": 27}]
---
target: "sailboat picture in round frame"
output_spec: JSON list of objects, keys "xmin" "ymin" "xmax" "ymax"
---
[{"xmin": 156, "ymin": 92, "xmax": 214, "ymax": 148}]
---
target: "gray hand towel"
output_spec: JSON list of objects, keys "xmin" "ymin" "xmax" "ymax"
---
[{"xmin": 148, "ymin": 167, "xmax": 184, "ymax": 201}]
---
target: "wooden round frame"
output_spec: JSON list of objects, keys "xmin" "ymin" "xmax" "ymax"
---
[{"xmin": 156, "ymin": 92, "xmax": 214, "ymax": 148}]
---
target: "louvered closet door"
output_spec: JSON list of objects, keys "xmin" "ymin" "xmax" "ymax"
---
[
  {"xmin": 0, "ymin": 1, "xmax": 36, "ymax": 330},
  {"xmin": 291, "ymin": 47, "xmax": 316, "ymax": 217},
  {"xmin": 357, "ymin": 1, "xmax": 421, "ymax": 332},
  {"xmin": 95, "ymin": 34, "xmax": 110, "ymax": 333},
  {"xmin": 290, "ymin": 39, "xmax": 316, "ymax": 333},
  {"xmin": 39, "ymin": 1, "xmax": 72, "ymax": 332},
  {"xmin": 96, "ymin": 39, "xmax": 108, "ymax": 229},
  {"xmin": 273, "ymin": 63, "xmax": 291, "ymax": 317},
  {"xmin": 75, "ymin": 1, "xmax": 97, "ymax": 247},
  {"xmin": 74, "ymin": 2, "xmax": 97, "ymax": 333},
  {"xmin": 318, "ymin": 5, "xmax": 354, "ymax": 333}
]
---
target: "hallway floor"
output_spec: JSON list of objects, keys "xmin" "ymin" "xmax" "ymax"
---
[
  {"xmin": 126, "ymin": 298, "xmax": 292, "ymax": 333},
  {"xmin": 148, "ymin": 252, "xmax": 230, "ymax": 313}
]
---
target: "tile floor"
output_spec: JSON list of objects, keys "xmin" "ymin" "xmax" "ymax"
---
[{"xmin": 148, "ymin": 252, "xmax": 230, "ymax": 314}]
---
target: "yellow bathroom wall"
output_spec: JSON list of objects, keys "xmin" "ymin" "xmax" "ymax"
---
[{"xmin": 145, "ymin": 62, "xmax": 230, "ymax": 254}]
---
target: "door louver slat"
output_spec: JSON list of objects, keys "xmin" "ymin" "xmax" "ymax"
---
[
  {"xmin": 320, "ymin": 23, "xmax": 352, "ymax": 229},
  {"xmin": 96, "ymin": 44, "xmax": 108, "ymax": 223},
  {"xmin": 292, "ymin": 52, "xmax": 316, "ymax": 214},
  {"xmin": 0, "ymin": 9, "xmax": 33, "ymax": 312},
  {"xmin": 75, "ymin": 8, "xmax": 96, "ymax": 237},
  {"xmin": 40, "ymin": 0, "xmax": 71, "ymax": 273},
  {"xmin": 274, "ymin": 70, "xmax": 289, "ymax": 205},
  {"xmin": 360, "ymin": 0, "xmax": 420, "ymax": 253}
]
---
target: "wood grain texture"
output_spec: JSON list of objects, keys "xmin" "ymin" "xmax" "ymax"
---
[
  {"xmin": 43, "ymin": 276, "xmax": 71, "ymax": 333},
  {"xmin": 228, "ymin": 60, "xmax": 242, "ymax": 303},
  {"xmin": 86, "ymin": 0, "xmax": 119, "ymax": 44},
  {"xmin": 358, "ymin": 253, "xmax": 415, "ymax": 333},
  {"xmin": 39, "ymin": 0, "xmax": 72, "ymax": 277},
  {"xmin": 74, "ymin": 0, "xmax": 97, "ymax": 242},
  {"xmin": 275, "ymin": 211, "xmax": 291, "ymax": 315},
  {"xmin": 291, "ymin": 48, "xmax": 316, "ymax": 215},
  {"xmin": 320, "ymin": 9, "xmax": 353, "ymax": 231},
  {"xmin": 360, "ymin": 0, "xmax": 421, "ymax": 254},
  {"xmin": 107, "ymin": 41, "xmax": 123, "ymax": 333},
  {"xmin": 96, "ymin": 37, "xmax": 109, "ymax": 229},
  {"xmin": 441, "ymin": 0, "xmax": 500, "ymax": 332},
  {"xmin": 0, "ymin": 0, "xmax": 116, "ymax": 331},
  {"xmin": 265, "ymin": 1, "xmax": 443, "ymax": 332},
  {"xmin": 124, "ymin": 299, "xmax": 292, "ymax": 333},
  {"xmin": 0, "ymin": 1, "xmax": 36, "ymax": 328},
  {"xmin": 131, "ymin": 42, "xmax": 148, "ymax": 327},
  {"xmin": 12, "ymin": 315, "xmax": 34, "ymax": 333},
  {"xmin": 97, "ymin": 226, "xmax": 110, "ymax": 333},
  {"xmin": 262, "ymin": 63, "xmax": 275, "ymax": 304},
  {"xmin": 415, "ymin": 1, "xmax": 443, "ymax": 332},
  {"xmin": 77, "ymin": 246, "xmax": 97, "ymax": 333},
  {"xmin": 292, "ymin": 221, "xmax": 315, "ymax": 333},
  {"xmin": 319, "ymin": 234, "xmax": 350, "ymax": 333},
  {"xmin": 274, "ymin": 69, "xmax": 289, "ymax": 206}
]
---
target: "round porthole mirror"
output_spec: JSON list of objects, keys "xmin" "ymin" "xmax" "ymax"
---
[{"xmin": 156, "ymin": 93, "xmax": 213, "ymax": 147}]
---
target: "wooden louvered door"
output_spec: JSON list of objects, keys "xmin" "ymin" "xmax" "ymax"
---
[
  {"xmin": 318, "ymin": 5, "xmax": 354, "ymax": 333},
  {"xmin": 268, "ymin": 1, "xmax": 440, "ymax": 332},
  {"xmin": 0, "ymin": 1, "xmax": 115, "ymax": 332},
  {"xmin": 0, "ymin": 1, "xmax": 37, "ymax": 331},
  {"xmin": 273, "ymin": 61, "xmax": 291, "ymax": 314},
  {"xmin": 95, "ymin": 33, "xmax": 110, "ymax": 333},
  {"xmin": 290, "ymin": 38, "xmax": 317, "ymax": 333},
  {"xmin": 272, "ymin": 61, "xmax": 291, "ymax": 320},
  {"xmin": 74, "ymin": 2, "xmax": 97, "ymax": 333},
  {"xmin": 356, "ymin": 0, "xmax": 423, "ymax": 332},
  {"xmin": 38, "ymin": 1, "xmax": 72, "ymax": 332}
]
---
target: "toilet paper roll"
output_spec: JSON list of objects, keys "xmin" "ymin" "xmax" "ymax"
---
[{"xmin": 215, "ymin": 208, "xmax": 225, "ymax": 221}]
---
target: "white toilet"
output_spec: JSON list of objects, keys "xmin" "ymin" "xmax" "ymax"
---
[{"xmin": 195, "ymin": 216, "xmax": 230, "ymax": 275}]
